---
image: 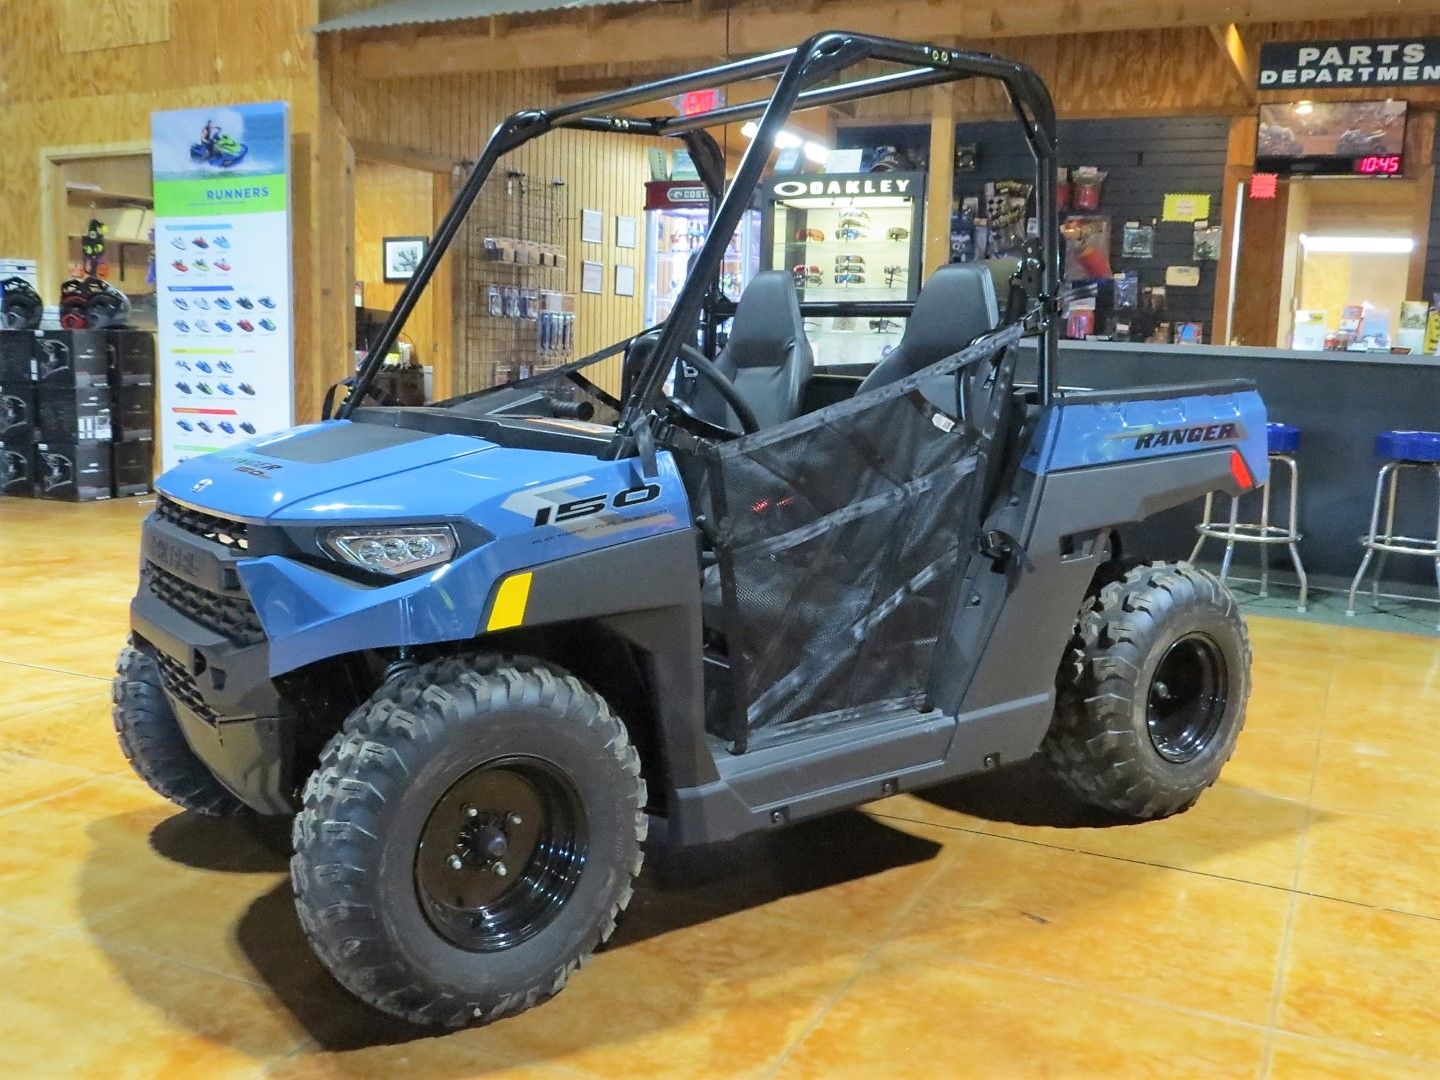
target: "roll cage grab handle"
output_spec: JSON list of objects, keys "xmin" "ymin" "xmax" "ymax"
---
[{"xmin": 339, "ymin": 31, "xmax": 1062, "ymax": 431}]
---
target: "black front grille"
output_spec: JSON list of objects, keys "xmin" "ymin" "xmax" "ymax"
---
[
  {"xmin": 146, "ymin": 562, "xmax": 266, "ymax": 645},
  {"xmin": 156, "ymin": 495, "xmax": 251, "ymax": 551},
  {"xmin": 156, "ymin": 651, "xmax": 220, "ymax": 726}
]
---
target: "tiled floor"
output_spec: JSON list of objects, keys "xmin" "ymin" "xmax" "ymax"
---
[{"xmin": 1, "ymin": 495, "xmax": 1438, "ymax": 1078}]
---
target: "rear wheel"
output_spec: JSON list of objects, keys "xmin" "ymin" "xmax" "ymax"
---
[
  {"xmin": 1043, "ymin": 562, "xmax": 1250, "ymax": 819},
  {"xmin": 112, "ymin": 641, "xmax": 246, "ymax": 816},
  {"xmin": 291, "ymin": 653, "xmax": 646, "ymax": 1028}
]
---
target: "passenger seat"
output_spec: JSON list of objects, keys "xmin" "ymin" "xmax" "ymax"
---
[{"xmin": 857, "ymin": 264, "xmax": 999, "ymax": 412}]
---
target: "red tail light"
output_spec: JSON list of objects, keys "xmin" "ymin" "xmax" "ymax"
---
[{"xmin": 1229, "ymin": 450, "xmax": 1254, "ymax": 491}]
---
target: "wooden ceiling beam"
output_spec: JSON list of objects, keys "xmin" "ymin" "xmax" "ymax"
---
[
  {"xmin": 1208, "ymin": 22, "xmax": 1258, "ymax": 103},
  {"xmin": 344, "ymin": 0, "xmax": 1440, "ymax": 80}
]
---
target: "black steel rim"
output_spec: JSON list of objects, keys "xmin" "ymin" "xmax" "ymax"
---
[
  {"xmin": 1146, "ymin": 632, "xmax": 1229, "ymax": 764},
  {"xmin": 415, "ymin": 756, "xmax": 587, "ymax": 952}
]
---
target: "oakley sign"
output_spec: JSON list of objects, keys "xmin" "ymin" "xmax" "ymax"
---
[{"xmin": 771, "ymin": 176, "xmax": 913, "ymax": 198}]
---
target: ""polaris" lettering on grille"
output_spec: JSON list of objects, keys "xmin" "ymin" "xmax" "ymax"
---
[{"xmin": 1133, "ymin": 423, "xmax": 1238, "ymax": 450}]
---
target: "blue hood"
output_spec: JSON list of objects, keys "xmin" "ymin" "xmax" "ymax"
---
[{"xmin": 157, "ymin": 420, "xmax": 499, "ymax": 520}]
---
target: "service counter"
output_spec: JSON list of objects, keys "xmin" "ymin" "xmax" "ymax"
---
[{"xmin": 1018, "ymin": 341, "xmax": 1440, "ymax": 596}]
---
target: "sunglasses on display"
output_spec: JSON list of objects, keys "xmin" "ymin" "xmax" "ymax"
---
[
  {"xmin": 791, "ymin": 264, "xmax": 822, "ymax": 286},
  {"xmin": 795, "ymin": 227, "xmax": 825, "ymax": 242},
  {"xmin": 834, "ymin": 254, "xmax": 864, "ymax": 266},
  {"xmin": 869, "ymin": 318, "xmax": 901, "ymax": 333},
  {"xmin": 887, "ymin": 226, "xmax": 911, "ymax": 241},
  {"xmin": 834, "ymin": 272, "xmax": 866, "ymax": 285},
  {"xmin": 836, "ymin": 226, "xmax": 867, "ymax": 241},
  {"xmin": 884, "ymin": 264, "xmax": 907, "ymax": 288}
]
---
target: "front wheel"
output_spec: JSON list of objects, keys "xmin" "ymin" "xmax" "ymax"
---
[
  {"xmin": 1043, "ymin": 562, "xmax": 1250, "ymax": 819},
  {"xmin": 291, "ymin": 654, "xmax": 646, "ymax": 1028},
  {"xmin": 112, "ymin": 641, "xmax": 246, "ymax": 816}
]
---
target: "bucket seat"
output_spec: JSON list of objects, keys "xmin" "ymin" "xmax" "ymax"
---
[
  {"xmin": 857, "ymin": 263, "xmax": 999, "ymax": 410},
  {"xmin": 691, "ymin": 271, "xmax": 813, "ymax": 431}
]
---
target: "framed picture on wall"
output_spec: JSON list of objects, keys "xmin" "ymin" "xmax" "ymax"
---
[
  {"xmin": 615, "ymin": 264, "xmax": 636, "ymax": 297},
  {"xmin": 581, "ymin": 260, "xmax": 604, "ymax": 294},
  {"xmin": 382, "ymin": 236, "xmax": 427, "ymax": 282},
  {"xmin": 615, "ymin": 215, "xmax": 638, "ymax": 249},
  {"xmin": 581, "ymin": 208, "xmax": 604, "ymax": 245}
]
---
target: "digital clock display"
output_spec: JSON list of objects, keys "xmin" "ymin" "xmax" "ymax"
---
[{"xmin": 1354, "ymin": 155, "xmax": 1403, "ymax": 176}]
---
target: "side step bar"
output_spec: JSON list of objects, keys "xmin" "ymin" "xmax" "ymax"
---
[{"xmin": 662, "ymin": 692, "xmax": 1053, "ymax": 847}]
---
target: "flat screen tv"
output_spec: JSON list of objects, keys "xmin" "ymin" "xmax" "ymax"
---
[{"xmin": 1256, "ymin": 100, "xmax": 1408, "ymax": 177}]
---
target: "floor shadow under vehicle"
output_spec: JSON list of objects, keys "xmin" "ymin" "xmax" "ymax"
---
[
  {"xmin": 81, "ymin": 806, "xmax": 943, "ymax": 1064},
  {"xmin": 148, "ymin": 808, "xmax": 292, "ymax": 870},
  {"xmin": 910, "ymin": 755, "xmax": 1132, "ymax": 828}
]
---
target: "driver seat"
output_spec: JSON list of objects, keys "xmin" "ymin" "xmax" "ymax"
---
[{"xmin": 691, "ymin": 271, "xmax": 813, "ymax": 431}]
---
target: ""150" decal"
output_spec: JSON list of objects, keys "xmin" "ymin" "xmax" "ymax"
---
[{"xmin": 532, "ymin": 483, "xmax": 660, "ymax": 527}]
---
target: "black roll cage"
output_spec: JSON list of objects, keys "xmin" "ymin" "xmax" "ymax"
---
[{"xmin": 341, "ymin": 30, "xmax": 1062, "ymax": 442}]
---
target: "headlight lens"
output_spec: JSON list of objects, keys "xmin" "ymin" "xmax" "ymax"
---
[{"xmin": 323, "ymin": 525, "xmax": 457, "ymax": 576}]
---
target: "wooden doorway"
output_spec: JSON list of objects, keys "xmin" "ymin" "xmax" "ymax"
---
[{"xmin": 351, "ymin": 142, "xmax": 459, "ymax": 400}]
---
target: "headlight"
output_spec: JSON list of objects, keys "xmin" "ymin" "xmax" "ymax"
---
[{"xmin": 323, "ymin": 525, "xmax": 458, "ymax": 576}]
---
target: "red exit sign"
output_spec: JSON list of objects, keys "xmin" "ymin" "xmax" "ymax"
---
[{"xmin": 678, "ymin": 88, "xmax": 725, "ymax": 116}]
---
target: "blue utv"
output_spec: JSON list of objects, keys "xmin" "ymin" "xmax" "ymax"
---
[{"xmin": 114, "ymin": 32, "xmax": 1265, "ymax": 1027}]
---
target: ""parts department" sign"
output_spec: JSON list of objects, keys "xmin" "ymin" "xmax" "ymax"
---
[{"xmin": 1259, "ymin": 38, "xmax": 1440, "ymax": 89}]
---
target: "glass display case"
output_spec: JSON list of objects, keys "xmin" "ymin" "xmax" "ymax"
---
[
  {"xmin": 643, "ymin": 181, "xmax": 760, "ymax": 326},
  {"xmin": 761, "ymin": 171, "xmax": 925, "ymax": 367}
]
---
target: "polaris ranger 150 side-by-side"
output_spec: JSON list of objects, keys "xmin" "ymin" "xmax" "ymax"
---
[{"xmin": 114, "ymin": 33, "xmax": 1264, "ymax": 1027}]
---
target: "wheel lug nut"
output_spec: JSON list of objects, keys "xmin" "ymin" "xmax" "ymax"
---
[
  {"xmin": 508, "ymin": 812, "xmax": 522, "ymax": 826},
  {"xmin": 493, "ymin": 861, "xmax": 508, "ymax": 877},
  {"xmin": 447, "ymin": 854, "xmax": 463, "ymax": 870}
]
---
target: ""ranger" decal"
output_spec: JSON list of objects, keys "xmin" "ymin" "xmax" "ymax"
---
[{"xmin": 1132, "ymin": 423, "xmax": 1239, "ymax": 450}]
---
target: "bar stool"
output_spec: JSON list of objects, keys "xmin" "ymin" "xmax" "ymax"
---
[
  {"xmin": 1346, "ymin": 430, "xmax": 1440, "ymax": 630},
  {"xmin": 1191, "ymin": 421, "xmax": 1309, "ymax": 611}
]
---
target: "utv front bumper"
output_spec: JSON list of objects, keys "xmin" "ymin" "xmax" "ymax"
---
[{"xmin": 130, "ymin": 509, "xmax": 296, "ymax": 813}]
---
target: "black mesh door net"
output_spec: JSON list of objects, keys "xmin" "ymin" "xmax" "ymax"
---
[{"xmin": 704, "ymin": 326, "xmax": 1022, "ymax": 747}]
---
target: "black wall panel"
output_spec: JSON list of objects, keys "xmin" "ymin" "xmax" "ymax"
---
[{"xmin": 840, "ymin": 117, "xmax": 1232, "ymax": 335}]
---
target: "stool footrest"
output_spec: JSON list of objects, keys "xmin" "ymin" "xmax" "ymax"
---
[
  {"xmin": 1195, "ymin": 523, "xmax": 1302, "ymax": 545},
  {"xmin": 1357, "ymin": 535, "xmax": 1440, "ymax": 557}
]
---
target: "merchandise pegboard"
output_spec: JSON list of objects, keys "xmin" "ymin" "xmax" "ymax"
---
[{"xmin": 459, "ymin": 170, "xmax": 572, "ymax": 391}]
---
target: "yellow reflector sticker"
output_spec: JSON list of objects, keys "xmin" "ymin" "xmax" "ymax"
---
[{"xmin": 486, "ymin": 571, "xmax": 533, "ymax": 631}]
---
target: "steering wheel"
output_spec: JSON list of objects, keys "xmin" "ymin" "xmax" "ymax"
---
[{"xmin": 661, "ymin": 343, "xmax": 759, "ymax": 441}]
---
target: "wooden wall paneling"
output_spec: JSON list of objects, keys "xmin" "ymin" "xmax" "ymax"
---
[
  {"xmin": 342, "ymin": 0, "xmax": 1440, "ymax": 79},
  {"xmin": 1427, "ymin": 120, "xmax": 1440, "ymax": 302},
  {"xmin": 354, "ymin": 158, "xmax": 440, "ymax": 362},
  {"xmin": 1402, "ymin": 112, "xmax": 1436, "ymax": 301},
  {"xmin": 57, "ymin": 0, "xmax": 171, "ymax": 54},
  {"xmin": 923, "ymin": 86, "xmax": 955, "ymax": 277},
  {"xmin": 1229, "ymin": 183, "xmax": 1290, "ymax": 348},
  {"xmin": 0, "ymin": 0, "xmax": 314, "ymax": 104},
  {"xmin": 1211, "ymin": 115, "xmax": 1257, "ymax": 342}
]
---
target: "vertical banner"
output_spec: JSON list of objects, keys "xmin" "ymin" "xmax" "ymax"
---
[{"xmin": 151, "ymin": 102, "xmax": 293, "ymax": 471}]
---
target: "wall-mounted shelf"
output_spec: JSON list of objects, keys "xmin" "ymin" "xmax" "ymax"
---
[
  {"xmin": 69, "ymin": 234, "xmax": 152, "ymax": 246},
  {"xmin": 66, "ymin": 183, "xmax": 154, "ymax": 207}
]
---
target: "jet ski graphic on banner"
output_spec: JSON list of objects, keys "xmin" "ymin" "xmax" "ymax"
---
[{"xmin": 189, "ymin": 118, "xmax": 249, "ymax": 169}]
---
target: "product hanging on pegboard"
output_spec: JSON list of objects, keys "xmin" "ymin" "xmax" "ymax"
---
[
  {"xmin": 1061, "ymin": 216, "xmax": 1112, "ymax": 281},
  {"xmin": 1071, "ymin": 167, "xmax": 1107, "ymax": 211},
  {"xmin": 984, "ymin": 180, "xmax": 1031, "ymax": 258},
  {"xmin": 462, "ymin": 172, "xmax": 572, "ymax": 390},
  {"xmin": 1121, "ymin": 220, "xmax": 1156, "ymax": 259}
]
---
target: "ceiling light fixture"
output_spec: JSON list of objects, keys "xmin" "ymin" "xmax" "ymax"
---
[
  {"xmin": 1299, "ymin": 234, "xmax": 1415, "ymax": 254},
  {"xmin": 741, "ymin": 121, "xmax": 829, "ymax": 164}
]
